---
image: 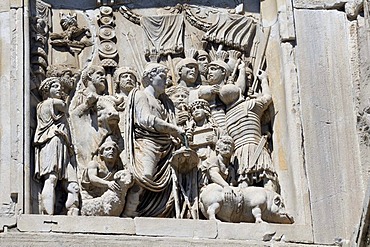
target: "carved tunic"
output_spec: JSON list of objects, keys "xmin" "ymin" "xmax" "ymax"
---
[
  {"xmin": 80, "ymin": 161, "xmax": 120, "ymax": 199},
  {"xmin": 128, "ymin": 89, "xmax": 176, "ymax": 192},
  {"xmin": 34, "ymin": 98, "xmax": 76, "ymax": 181},
  {"xmin": 225, "ymin": 97, "xmax": 275, "ymax": 184}
]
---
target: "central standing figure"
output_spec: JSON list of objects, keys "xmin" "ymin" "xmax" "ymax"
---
[{"xmin": 123, "ymin": 63, "xmax": 185, "ymax": 217}]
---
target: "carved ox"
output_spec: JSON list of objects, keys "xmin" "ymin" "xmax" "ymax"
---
[
  {"xmin": 95, "ymin": 95, "xmax": 124, "ymax": 152},
  {"xmin": 69, "ymin": 94, "xmax": 124, "ymax": 171},
  {"xmin": 96, "ymin": 96, "xmax": 121, "ymax": 135}
]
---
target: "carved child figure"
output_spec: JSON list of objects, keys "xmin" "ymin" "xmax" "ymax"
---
[
  {"xmin": 166, "ymin": 86, "xmax": 190, "ymax": 127},
  {"xmin": 80, "ymin": 140, "xmax": 133, "ymax": 216},
  {"xmin": 34, "ymin": 77, "xmax": 79, "ymax": 215},
  {"xmin": 219, "ymin": 71, "xmax": 278, "ymax": 191},
  {"xmin": 205, "ymin": 136, "xmax": 236, "ymax": 190},
  {"xmin": 188, "ymin": 99, "xmax": 219, "ymax": 185}
]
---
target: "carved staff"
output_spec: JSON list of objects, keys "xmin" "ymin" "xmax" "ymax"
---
[
  {"xmin": 122, "ymin": 31, "xmax": 143, "ymax": 77},
  {"xmin": 251, "ymin": 26, "xmax": 271, "ymax": 93}
]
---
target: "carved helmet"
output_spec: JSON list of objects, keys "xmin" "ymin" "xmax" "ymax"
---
[
  {"xmin": 189, "ymin": 99, "xmax": 211, "ymax": 114},
  {"xmin": 113, "ymin": 67, "xmax": 139, "ymax": 83},
  {"xmin": 209, "ymin": 50, "xmax": 231, "ymax": 77}
]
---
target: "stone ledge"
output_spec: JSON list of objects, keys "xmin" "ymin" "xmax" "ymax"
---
[
  {"xmin": 17, "ymin": 215, "xmax": 135, "ymax": 235},
  {"xmin": 0, "ymin": 216, "xmax": 16, "ymax": 232},
  {"xmin": 217, "ymin": 222, "xmax": 313, "ymax": 243},
  {"xmin": 0, "ymin": 232, "xmax": 328, "ymax": 247},
  {"xmin": 135, "ymin": 217, "xmax": 218, "ymax": 238},
  {"xmin": 16, "ymin": 214, "xmax": 313, "ymax": 243}
]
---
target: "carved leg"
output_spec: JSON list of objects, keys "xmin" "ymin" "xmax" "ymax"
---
[
  {"xmin": 41, "ymin": 173, "xmax": 58, "ymax": 215},
  {"xmin": 122, "ymin": 184, "xmax": 143, "ymax": 217},
  {"xmin": 252, "ymin": 206, "xmax": 265, "ymax": 223},
  {"xmin": 207, "ymin": 203, "xmax": 220, "ymax": 220},
  {"xmin": 65, "ymin": 181, "xmax": 80, "ymax": 216}
]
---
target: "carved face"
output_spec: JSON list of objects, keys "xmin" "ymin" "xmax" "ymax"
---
[
  {"xmin": 119, "ymin": 72, "xmax": 136, "ymax": 93},
  {"xmin": 179, "ymin": 63, "xmax": 198, "ymax": 85},
  {"xmin": 170, "ymin": 91, "xmax": 188, "ymax": 109},
  {"xmin": 49, "ymin": 81, "xmax": 63, "ymax": 99},
  {"xmin": 216, "ymin": 140, "xmax": 234, "ymax": 158},
  {"xmin": 151, "ymin": 70, "xmax": 167, "ymax": 95},
  {"xmin": 197, "ymin": 55, "xmax": 209, "ymax": 75},
  {"xmin": 101, "ymin": 143, "xmax": 118, "ymax": 163},
  {"xmin": 91, "ymin": 68, "xmax": 106, "ymax": 94},
  {"xmin": 191, "ymin": 107, "xmax": 207, "ymax": 123},
  {"xmin": 246, "ymin": 71, "xmax": 253, "ymax": 88},
  {"xmin": 208, "ymin": 65, "xmax": 225, "ymax": 85}
]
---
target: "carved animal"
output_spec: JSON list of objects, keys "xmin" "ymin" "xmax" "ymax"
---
[
  {"xmin": 96, "ymin": 96, "xmax": 122, "ymax": 133},
  {"xmin": 199, "ymin": 183, "xmax": 294, "ymax": 224},
  {"xmin": 80, "ymin": 169, "xmax": 134, "ymax": 216},
  {"xmin": 50, "ymin": 13, "xmax": 90, "ymax": 42}
]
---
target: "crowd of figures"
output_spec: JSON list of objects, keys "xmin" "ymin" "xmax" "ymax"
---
[{"xmin": 33, "ymin": 47, "xmax": 294, "ymax": 224}]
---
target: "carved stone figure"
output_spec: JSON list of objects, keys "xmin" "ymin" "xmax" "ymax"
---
[
  {"xmin": 50, "ymin": 13, "xmax": 92, "ymax": 50},
  {"xmin": 204, "ymin": 135, "xmax": 236, "ymax": 190},
  {"xmin": 113, "ymin": 67, "xmax": 140, "ymax": 156},
  {"xmin": 187, "ymin": 99, "xmax": 219, "ymax": 185},
  {"xmin": 34, "ymin": 77, "xmax": 79, "ymax": 215},
  {"xmin": 69, "ymin": 65, "xmax": 109, "ymax": 170},
  {"xmin": 123, "ymin": 63, "xmax": 185, "ymax": 217},
  {"xmin": 166, "ymin": 86, "xmax": 190, "ymax": 127},
  {"xmin": 80, "ymin": 140, "xmax": 133, "ymax": 216},
  {"xmin": 175, "ymin": 50, "xmax": 200, "ymax": 103},
  {"xmin": 199, "ymin": 184, "xmax": 294, "ymax": 224},
  {"xmin": 46, "ymin": 64, "xmax": 80, "ymax": 96},
  {"xmin": 198, "ymin": 51, "xmax": 231, "ymax": 130},
  {"xmin": 219, "ymin": 73, "xmax": 278, "ymax": 191},
  {"xmin": 196, "ymin": 50, "xmax": 210, "ymax": 84}
]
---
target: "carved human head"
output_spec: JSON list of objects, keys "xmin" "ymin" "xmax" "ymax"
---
[
  {"xmin": 142, "ymin": 63, "xmax": 168, "ymax": 93},
  {"xmin": 113, "ymin": 67, "xmax": 139, "ymax": 94},
  {"xmin": 81, "ymin": 65, "xmax": 106, "ymax": 94},
  {"xmin": 99, "ymin": 140, "xmax": 119, "ymax": 163},
  {"xmin": 196, "ymin": 50, "xmax": 210, "ymax": 75},
  {"xmin": 166, "ymin": 86, "xmax": 189, "ymax": 109},
  {"xmin": 39, "ymin": 77, "xmax": 64, "ymax": 100},
  {"xmin": 207, "ymin": 62, "xmax": 231, "ymax": 85},
  {"xmin": 176, "ymin": 58, "xmax": 199, "ymax": 85},
  {"xmin": 215, "ymin": 135, "xmax": 235, "ymax": 158},
  {"xmin": 46, "ymin": 64, "xmax": 79, "ymax": 93},
  {"xmin": 189, "ymin": 99, "xmax": 211, "ymax": 122},
  {"xmin": 207, "ymin": 50, "xmax": 231, "ymax": 85}
]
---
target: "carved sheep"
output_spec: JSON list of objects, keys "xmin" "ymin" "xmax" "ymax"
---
[{"xmin": 81, "ymin": 169, "xmax": 133, "ymax": 216}]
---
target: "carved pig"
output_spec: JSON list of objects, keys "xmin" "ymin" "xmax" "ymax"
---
[{"xmin": 199, "ymin": 183, "xmax": 294, "ymax": 224}]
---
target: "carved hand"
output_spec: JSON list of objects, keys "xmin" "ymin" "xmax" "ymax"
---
[
  {"xmin": 211, "ymin": 85, "xmax": 220, "ymax": 94},
  {"xmin": 257, "ymin": 69, "xmax": 268, "ymax": 81},
  {"xmin": 86, "ymin": 93, "xmax": 98, "ymax": 107},
  {"xmin": 107, "ymin": 181, "xmax": 121, "ymax": 192},
  {"xmin": 223, "ymin": 185, "xmax": 235, "ymax": 203}
]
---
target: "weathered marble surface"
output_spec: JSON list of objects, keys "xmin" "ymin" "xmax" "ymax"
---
[{"xmin": 0, "ymin": 0, "xmax": 369, "ymax": 246}]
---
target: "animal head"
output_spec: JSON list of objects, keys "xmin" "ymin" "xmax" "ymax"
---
[
  {"xmin": 96, "ymin": 96, "xmax": 122, "ymax": 130},
  {"xmin": 114, "ymin": 169, "xmax": 134, "ymax": 187},
  {"xmin": 266, "ymin": 193, "xmax": 294, "ymax": 224},
  {"xmin": 60, "ymin": 13, "xmax": 78, "ymax": 31}
]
